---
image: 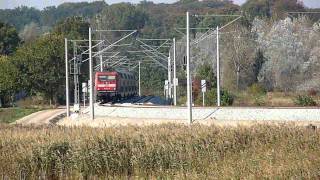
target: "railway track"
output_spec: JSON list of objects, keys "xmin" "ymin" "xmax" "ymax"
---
[{"xmin": 98, "ymin": 95, "xmax": 171, "ymax": 106}]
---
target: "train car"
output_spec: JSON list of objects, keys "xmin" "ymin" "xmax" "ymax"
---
[{"xmin": 95, "ymin": 70, "xmax": 137, "ymax": 102}]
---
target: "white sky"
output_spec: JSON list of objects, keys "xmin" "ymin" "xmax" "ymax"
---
[{"xmin": 0, "ymin": 0, "xmax": 320, "ymax": 10}]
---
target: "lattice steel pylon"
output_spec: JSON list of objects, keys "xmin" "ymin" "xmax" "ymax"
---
[{"xmin": 69, "ymin": 41, "xmax": 82, "ymax": 112}]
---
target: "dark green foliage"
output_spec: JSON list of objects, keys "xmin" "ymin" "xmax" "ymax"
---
[
  {"xmin": 248, "ymin": 83, "xmax": 267, "ymax": 96},
  {"xmin": 139, "ymin": 64, "xmax": 166, "ymax": 96},
  {"xmin": 0, "ymin": 56, "xmax": 19, "ymax": 106},
  {"xmin": 294, "ymin": 95, "xmax": 317, "ymax": 106},
  {"xmin": 0, "ymin": 16, "xmax": 89, "ymax": 106},
  {"xmin": 41, "ymin": 1, "xmax": 106, "ymax": 27},
  {"xmin": 10, "ymin": 34, "xmax": 65, "ymax": 105},
  {"xmin": 0, "ymin": 2, "xmax": 106, "ymax": 32},
  {"xmin": 196, "ymin": 63, "xmax": 216, "ymax": 88},
  {"xmin": 99, "ymin": 3, "xmax": 147, "ymax": 31},
  {"xmin": 53, "ymin": 16, "xmax": 89, "ymax": 39},
  {"xmin": 221, "ymin": 89, "xmax": 234, "ymax": 106},
  {"xmin": 0, "ymin": 6, "xmax": 41, "ymax": 32},
  {"xmin": 0, "ymin": 22, "xmax": 20, "ymax": 55},
  {"xmin": 196, "ymin": 88, "xmax": 233, "ymax": 106}
]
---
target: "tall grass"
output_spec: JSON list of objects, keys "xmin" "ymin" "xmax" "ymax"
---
[{"xmin": 1, "ymin": 124, "xmax": 320, "ymax": 179}]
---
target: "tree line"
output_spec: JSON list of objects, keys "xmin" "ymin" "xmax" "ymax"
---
[{"xmin": 0, "ymin": 0, "xmax": 319, "ymax": 106}]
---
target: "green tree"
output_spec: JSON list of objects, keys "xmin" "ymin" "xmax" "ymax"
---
[
  {"xmin": 0, "ymin": 6, "xmax": 41, "ymax": 32},
  {"xmin": 41, "ymin": 1, "xmax": 106, "ymax": 27},
  {"xmin": 98, "ymin": 3, "xmax": 147, "ymax": 32},
  {"xmin": 242, "ymin": 0, "xmax": 304, "ymax": 20},
  {"xmin": 11, "ymin": 34, "xmax": 65, "ymax": 105},
  {"xmin": 53, "ymin": 16, "xmax": 90, "ymax": 39},
  {"xmin": 196, "ymin": 62, "xmax": 216, "ymax": 89},
  {"xmin": 0, "ymin": 56, "xmax": 19, "ymax": 106},
  {"xmin": 0, "ymin": 22, "xmax": 20, "ymax": 55}
]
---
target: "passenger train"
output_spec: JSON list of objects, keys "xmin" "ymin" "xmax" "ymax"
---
[{"xmin": 95, "ymin": 70, "xmax": 137, "ymax": 102}]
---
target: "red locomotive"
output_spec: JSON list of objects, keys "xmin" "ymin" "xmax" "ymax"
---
[{"xmin": 95, "ymin": 70, "xmax": 137, "ymax": 102}]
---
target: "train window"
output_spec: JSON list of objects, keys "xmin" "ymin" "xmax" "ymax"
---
[
  {"xmin": 107, "ymin": 76, "xmax": 116, "ymax": 80},
  {"xmin": 99, "ymin": 75, "xmax": 115, "ymax": 81},
  {"xmin": 98, "ymin": 75, "xmax": 108, "ymax": 82}
]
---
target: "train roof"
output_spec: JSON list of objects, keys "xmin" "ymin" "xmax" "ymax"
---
[{"xmin": 95, "ymin": 69, "xmax": 134, "ymax": 76}]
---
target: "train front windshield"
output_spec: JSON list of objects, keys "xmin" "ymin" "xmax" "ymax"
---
[{"xmin": 98, "ymin": 75, "xmax": 116, "ymax": 82}]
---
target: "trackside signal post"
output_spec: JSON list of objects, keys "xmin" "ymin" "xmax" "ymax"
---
[{"xmin": 201, "ymin": 80, "xmax": 206, "ymax": 106}]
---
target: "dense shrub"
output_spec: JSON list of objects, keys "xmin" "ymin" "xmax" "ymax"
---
[
  {"xmin": 294, "ymin": 95, "xmax": 317, "ymax": 106},
  {"xmin": 221, "ymin": 90, "xmax": 234, "ymax": 106},
  {"xmin": 248, "ymin": 83, "xmax": 267, "ymax": 96},
  {"xmin": 195, "ymin": 89, "xmax": 234, "ymax": 106},
  {"xmin": 253, "ymin": 95, "xmax": 266, "ymax": 106}
]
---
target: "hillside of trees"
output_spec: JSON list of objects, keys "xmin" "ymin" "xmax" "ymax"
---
[{"xmin": 0, "ymin": 0, "xmax": 320, "ymax": 106}]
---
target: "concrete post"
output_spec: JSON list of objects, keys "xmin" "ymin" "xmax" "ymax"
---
[
  {"xmin": 216, "ymin": 26, "xmax": 221, "ymax": 107},
  {"xmin": 139, "ymin": 61, "xmax": 141, "ymax": 96},
  {"xmin": 89, "ymin": 28, "xmax": 94, "ymax": 120},
  {"xmin": 173, "ymin": 38, "xmax": 177, "ymax": 106},
  {"xmin": 186, "ymin": 12, "xmax": 193, "ymax": 124},
  {"xmin": 65, "ymin": 38, "xmax": 70, "ymax": 117}
]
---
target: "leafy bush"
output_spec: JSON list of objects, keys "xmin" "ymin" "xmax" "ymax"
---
[
  {"xmin": 178, "ymin": 95, "xmax": 187, "ymax": 106},
  {"xmin": 196, "ymin": 89, "xmax": 234, "ymax": 106},
  {"xmin": 294, "ymin": 95, "xmax": 317, "ymax": 106},
  {"xmin": 248, "ymin": 83, "xmax": 267, "ymax": 96},
  {"xmin": 253, "ymin": 96, "xmax": 266, "ymax": 106},
  {"xmin": 221, "ymin": 90, "xmax": 234, "ymax": 106}
]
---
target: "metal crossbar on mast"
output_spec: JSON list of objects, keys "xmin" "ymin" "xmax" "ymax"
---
[
  {"xmin": 179, "ymin": 12, "xmax": 243, "ymax": 124},
  {"xmin": 65, "ymin": 25, "xmax": 177, "ymax": 120}
]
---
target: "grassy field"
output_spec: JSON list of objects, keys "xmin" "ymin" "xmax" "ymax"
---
[
  {"xmin": 0, "ymin": 124, "xmax": 320, "ymax": 179},
  {"xmin": 0, "ymin": 108, "xmax": 41, "ymax": 123}
]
